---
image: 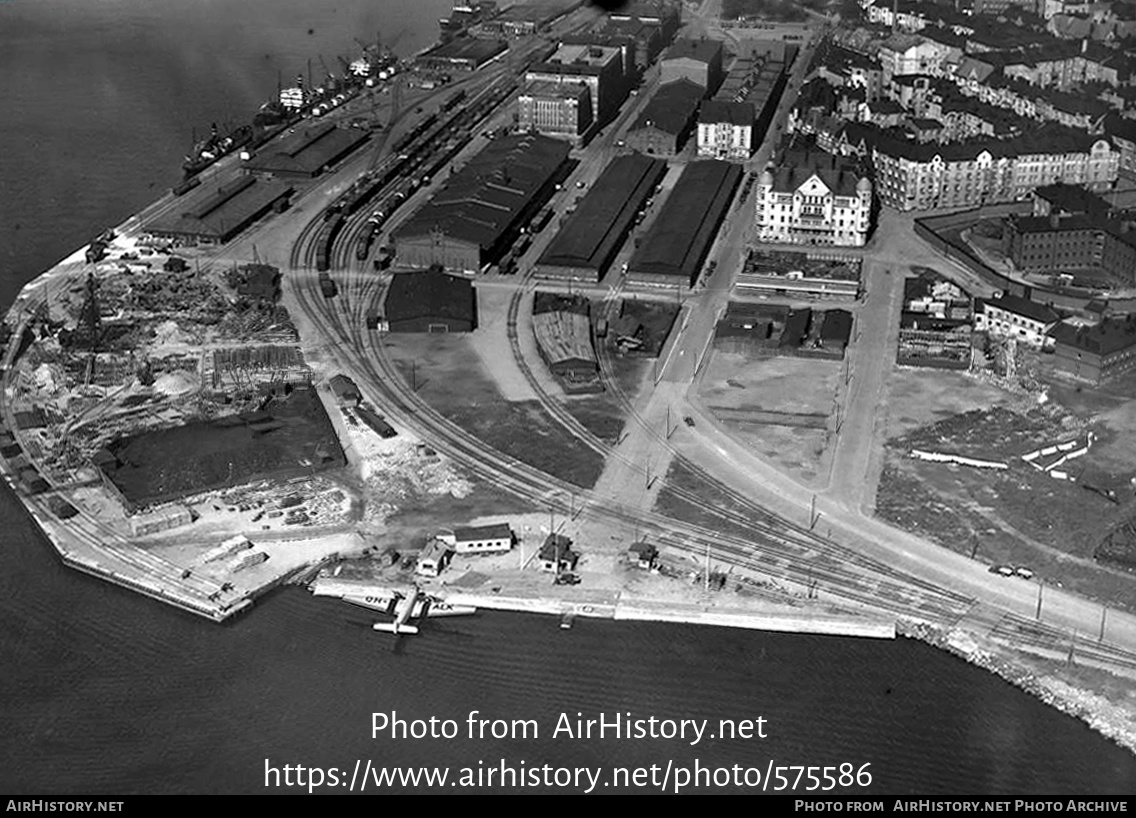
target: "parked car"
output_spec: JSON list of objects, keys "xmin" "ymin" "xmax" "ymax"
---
[
  {"xmin": 554, "ymin": 573, "xmax": 581, "ymax": 586},
  {"xmin": 989, "ymin": 564, "xmax": 1015, "ymax": 577},
  {"xmin": 683, "ymin": 416, "xmax": 695, "ymax": 428},
  {"xmin": 1013, "ymin": 566, "xmax": 1035, "ymax": 580}
]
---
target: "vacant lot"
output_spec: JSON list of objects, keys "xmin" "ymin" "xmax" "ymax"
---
[
  {"xmin": 884, "ymin": 367, "xmax": 1018, "ymax": 440},
  {"xmin": 385, "ymin": 334, "xmax": 606, "ymax": 489},
  {"xmin": 698, "ymin": 349, "xmax": 838, "ymax": 484},
  {"xmin": 723, "ymin": 0, "xmax": 813, "ymax": 20},
  {"xmin": 877, "ymin": 397, "xmax": 1136, "ymax": 611}
]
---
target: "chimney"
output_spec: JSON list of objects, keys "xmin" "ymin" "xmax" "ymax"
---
[
  {"xmin": 1082, "ymin": 38, "xmax": 1088, "ymax": 54},
  {"xmin": 1050, "ymin": 213, "xmax": 1060, "ymax": 228}
]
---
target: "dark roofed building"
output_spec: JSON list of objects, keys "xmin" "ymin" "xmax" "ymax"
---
[
  {"xmin": 538, "ymin": 533, "xmax": 579, "ymax": 573},
  {"xmin": 393, "ymin": 133, "xmax": 570, "ymax": 272},
  {"xmin": 147, "ymin": 176, "xmax": 293, "ymax": 243},
  {"xmin": 1050, "ymin": 316, "xmax": 1136, "ymax": 384},
  {"xmin": 821, "ymin": 310, "xmax": 854, "ymax": 351},
  {"xmin": 660, "ymin": 38, "xmax": 724, "ymax": 94},
  {"xmin": 627, "ymin": 159, "xmax": 742, "ymax": 288},
  {"xmin": 417, "ymin": 37, "xmax": 508, "ymax": 72},
  {"xmin": 1032, "ymin": 183, "xmax": 1112, "ymax": 218},
  {"xmin": 383, "ymin": 269, "xmax": 477, "ymax": 333},
  {"xmin": 328, "ymin": 374, "xmax": 362, "ymax": 406},
  {"xmin": 535, "ymin": 153, "xmax": 667, "ymax": 282},
  {"xmin": 624, "ymin": 78, "xmax": 704, "ymax": 157},
  {"xmin": 245, "ymin": 124, "xmax": 369, "ymax": 178}
]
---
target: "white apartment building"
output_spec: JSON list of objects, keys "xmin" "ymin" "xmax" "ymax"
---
[
  {"xmin": 696, "ymin": 101, "xmax": 754, "ymax": 161},
  {"xmin": 756, "ymin": 155, "xmax": 873, "ymax": 247}
]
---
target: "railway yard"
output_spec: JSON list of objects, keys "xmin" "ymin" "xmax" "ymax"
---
[{"xmin": 7, "ymin": 0, "xmax": 1136, "ymax": 750}]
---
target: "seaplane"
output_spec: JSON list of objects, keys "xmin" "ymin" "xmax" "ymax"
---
[{"xmin": 342, "ymin": 587, "xmax": 476, "ymax": 635}]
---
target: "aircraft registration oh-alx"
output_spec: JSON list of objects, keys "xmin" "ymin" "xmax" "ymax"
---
[{"xmin": 343, "ymin": 588, "xmax": 476, "ymax": 635}]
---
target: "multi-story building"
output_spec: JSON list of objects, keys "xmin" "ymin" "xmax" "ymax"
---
[
  {"xmin": 975, "ymin": 294, "xmax": 1060, "ymax": 348},
  {"xmin": 844, "ymin": 123, "xmax": 1119, "ymax": 211},
  {"xmin": 525, "ymin": 43, "xmax": 628, "ymax": 124},
  {"xmin": 756, "ymin": 152, "xmax": 873, "ymax": 247},
  {"xmin": 1050, "ymin": 317, "xmax": 1136, "ymax": 384},
  {"xmin": 659, "ymin": 38, "xmax": 724, "ymax": 94},
  {"xmin": 877, "ymin": 33, "xmax": 958, "ymax": 80},
  {"xmin": 697, "ymin": 101, "xmax": 754, "ymax": 160},
  {"xmin": 517, "ymin": 80, "xmax": 594, "ymax": 144},
  {"xmin": 1004, "ymin": 213, "xmax": 1136, "ymax": 283},
  {"xmin": 1105, "ymin": 114, "xmax": 1136, "ymax": 182}
]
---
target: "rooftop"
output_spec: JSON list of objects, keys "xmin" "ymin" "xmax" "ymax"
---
[
  {"xmin": 384, "ymin": 269, "xmax": 476, "ymax": 324},
  {"xmin": 629, "ymin": 159, "xmax": 742, "ymax": 282},
  {"xmin": 454, "ymin": 523, "xmax": 513, "ymax": 542},
  {"xmin": 987, "ymin": 293, "xmax": 1059, "ymax": 324},
  {"xmin": 538, "ymin": 153, "xmax": 667, "ymax": 273},
  {"xmin": 245, "ymin": 124, "xmax": 368, "ymax": 176},
  {"xmin": 767, "ymin": 151, "xmax": 868, "ymax": 197},
  {"xmin": 147, "ymin": 176, "xmax": 292, "ymax": 239},
  {"xmin": 1050, "ymin": 316, "xmax": 1136, "ymax": 356},
  {"xmin": 699, "ymin": 100, "xmax": 755, "ymax": 126},
  {"xmin": 630, "ymin": 78, "xmax": 704, "ymax": 134},
  {"xmin": 394, "ymin": 133, "xmax": 570, "ymax": 250},
  {"xmin": 662, "ymin": 37, "xmax": 723, "ymax": 66},
  {"xmin": 532, "ymin": 310, "xmax": 597, "ymax": 366}
]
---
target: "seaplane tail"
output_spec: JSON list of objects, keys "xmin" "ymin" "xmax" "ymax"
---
[{"xmin": 372, "ymin": 622, "xmax": 419, "ymax": 635}]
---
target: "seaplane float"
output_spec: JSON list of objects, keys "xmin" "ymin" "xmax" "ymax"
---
[{"xmin": 343, "ymin": 587, "xmax": 476, "ymax": 635}]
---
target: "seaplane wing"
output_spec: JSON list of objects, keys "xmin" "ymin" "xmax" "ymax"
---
[
  {"xmin": 419, "ymin": 599, "xmax": 477, "ymax": 618},
  {"xmin": 370, "ymin": 592, "xmax": 476, "ymax": 635},
  {"xmin": 343, "ymin": 593, "xmax": 399, "ymax": 614}
]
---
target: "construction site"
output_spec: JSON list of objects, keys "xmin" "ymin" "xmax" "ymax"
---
[{"xmin": 0, "ymin": 231, "xmax": 369, "ymax": 618}]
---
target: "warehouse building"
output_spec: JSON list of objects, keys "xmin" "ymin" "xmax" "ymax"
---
[
  {"xmin": 147, "ymin": 176, "xmax": 293, "ymax": 244},
  {"xmin": 417, "ymin": 38, "xmax": 508, "ymax": 72},
  {"xmin": 660, "ymin": 38, "xmax": 724, "ymax": 95},
  {"xmin": 392, "ymin": 133, "xmax": 571, "ymax": 272},
  {"xmin": 244, "ymin": 123, "xmax": 369, "ymax": 178},
  {"xmin": 627, "ymin": 159, "xmax": 742, "ymax": 289},
  {"xmin": 624, "ymin": 78, "xmax": 704, "ymax": 157},
  {"xmin": 479, "ymin": 0, "xmax": 582, "ymax": 37},
  {"xmin": 535, "ymin": 153, "xmax": 667, "ymax": 282},
  {"xmin": 517, "ymin": 80, "xmax": 594, "ymax": 144},
  {"xmin": 532, "ymin": 310, "xmax": 599, "ymax": 389},
  {"xmin": 383, "ymin": 268, "xmax": 477, "ymax": 333}
]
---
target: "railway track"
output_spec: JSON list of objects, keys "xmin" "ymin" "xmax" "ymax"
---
[
  {"xmin": 288, "ymin": 272, "xmax": 977, "ymax": 625},
  {"xmin": 503, "ymin": 280, "xmax": 981, "ymax": 616}
]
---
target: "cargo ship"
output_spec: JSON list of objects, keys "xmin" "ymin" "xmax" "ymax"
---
[{"xmin": 182, "ymin": 123, "xmax": 254, "ymax": 177}]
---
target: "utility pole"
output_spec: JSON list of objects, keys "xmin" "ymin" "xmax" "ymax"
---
[
  {"xmin": 411, "ymin": 359, "xmax": 417, "ymax": 392},
  {"xmin": 810, "ymin": 494, "xmax": 816, "ymax": 528},
  {"xmin": 704, "ymin": 542, "xmax": 710, "ymax": 593},
  {"xmin": 970, "ymin": 534, "xmax": 979, "ymax": 560},
  {"xmin": 1099, "ymin": 606, "xmax": 1107, "ymax": 643},
  {"xmin": 1035, "ymin": 582, "xmax": 1043, "ymax": 621}
]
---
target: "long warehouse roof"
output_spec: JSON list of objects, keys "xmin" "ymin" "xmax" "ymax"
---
[
  {"xmin": 537, "ymin": 153, "xmax": 667, "ymax": 272},
  {"xmin": 394, "ymin": 133, "xmax": 570, "ymax": 250},
  {"xmin": 628, "ymin": 159, "xmax": 742, "ymax": 281}
]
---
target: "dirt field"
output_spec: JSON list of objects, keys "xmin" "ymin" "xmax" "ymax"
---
[
  {"xmin": 697, "ymin": 349, "xmax": 839, "ymax": 484},
  {"xmin": 384, "ymin": 333, "xmax": 606, "ymax": 488},
  {"xmin": 884, "ymin": 367, "xmax": 1019, "ymax": 440},
  {"xmin": 876, "ymin": 382, "xmax": 1136, "ymax": 611}
]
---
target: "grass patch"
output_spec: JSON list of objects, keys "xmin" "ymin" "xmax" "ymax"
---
[
  {"xmin": 385, "ymin": 335, "xmax": 606, "ymax": 489},
  {"xmin": 565, "ymin": 395, "xmax": 626, "ymax": 444}
]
